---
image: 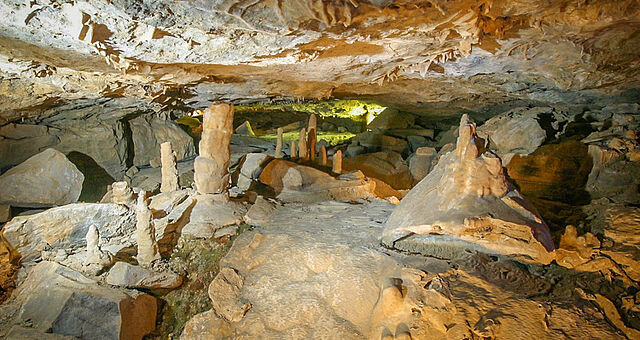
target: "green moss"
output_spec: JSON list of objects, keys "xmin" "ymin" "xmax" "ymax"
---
[
  {"xmin": 234, "ymin": 99, "xmax": 387, "ymax": 120},
  {"xmin": 149, "ymin": 224, "xmax": 250, "ymax": 339},
  {"xmin": 256, "ymin": 130, "xmax": 355, "ymax": 146}
]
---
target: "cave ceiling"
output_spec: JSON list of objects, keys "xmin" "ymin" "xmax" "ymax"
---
[{"xmin": 0, "ymin": 0, "xmax": 639, "ymax": 123}]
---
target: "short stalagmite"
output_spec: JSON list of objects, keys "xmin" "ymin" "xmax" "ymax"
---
[
  {"xmin": 290, "ymin": 140, "xmax": 297, "ymax": 159},
  {"xmin": 320, "ymin": 145, "xmax": 327, "ymax": 166},
  {"xmin": 85, "ymin": 224, "xmax": 114, "ymax": 266},
  {"xmin": 136, "ymin": 191, "xmax": 160, "ymax": 267},
  {"xmin": 111, "ymin": 181, "xmax": 135, "ymax": 206},
  {"xmin": 298, "ymin": 128, "xmax": 307, "ymax": 160},
  {"xmin": 308, "ymin": 113, "xmax": 317, "ymax": 132},
  {"xmin": 275, "ymin": 127, "xmax": 283, "ymax": 158},
  {"xmin": 160, "ymin": 141, "xmax": 180, "ymax": 192},
  {"xmin": 194, "ymin": 103, "xmax": 234, "ymax": 194},
  {"xmin": 332, "ymin": 150, "xmax": 342, "ymax": 174}
]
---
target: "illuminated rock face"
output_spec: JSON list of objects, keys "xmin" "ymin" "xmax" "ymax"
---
[
  {"xmin": 194, "ymin": 103, "xmax": 234, "ymax": 195},
  {"xmin": 382, "ymin": 115, "xmax": 554, "ymax": 264}
]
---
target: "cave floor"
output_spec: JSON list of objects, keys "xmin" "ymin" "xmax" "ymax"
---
[{"xmin": 179, "ymin": 198, "xmax": 635, "ymax": 339}]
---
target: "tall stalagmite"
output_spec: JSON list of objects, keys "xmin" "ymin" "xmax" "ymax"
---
[
  {"xmin": 160, "ymin": 141, "xmax": 179, "ymax": 192},
  {"xmin": 332, "ymin": 150, "xmax": 342, "ymax": 174},
  {"xmin": 308, "ymin": 114, "xmax": 317, "ymax": 162},
  {"xmin": 275, "ymin": 127, "xmax": 283, "ymax": 159},
  {"xmin": 320, "ymin": 145, "xmax": 327, "ymax": 166},
  {"xmin": 290, "ymin": 140, "xmax": 297, "ymax": 159},
  {"xmin": 298, "ymin": 128, "xmax": 307, "ymax": 160},
  {"xmin": 194, "ymin": 103, "xmax": 234, "ymax": 194},
  {"xmin": 136, "ymin": 191, "xmax": 160, "ymax": 266}
]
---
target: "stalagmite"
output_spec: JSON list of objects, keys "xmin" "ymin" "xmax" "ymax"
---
[
  {"xmin": 308, "ymin": 128, "xmax": 317, "ymax": 162},
  {"xmin": 136, "ymin": 191, "xmax": 160, "ymax": 267},
  {"xmin": 84, "ymin": 224, "xmax": 113, "ymax": 266},
  {"xmin": 308, "ymin": 113, "xmax": 317, "ymax": 132},
  {"xmin": 275, "ymin": 127, "xmax": 283, "ymax": 158},
  {"xmin": 160, "ymin": 141, "xmax": 180, "ymax": 192},
  {"xmin": 111, "ymin": 181, "xmax": 135, "ymax": 206},
  {"xmin": 194, "ymin": 103, "xmax": 234, "ymax": 194},
  {"xmin": 320, "ymin": 145, "xmax": 327, "ymax": 166},
  {"xmin": 291, "ymin": 139, "xmax": 297, "ymax": 159},
  {"xmin": 332, "ymin": 150, "xmax": 342, "ymax": 174},
  {"xmin": 298, "ymin": 128, "xmax": 307, "ymax": 160}
]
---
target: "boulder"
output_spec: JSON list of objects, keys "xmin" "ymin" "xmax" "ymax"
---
[
  {"xmin": 409, "ymin": 147, "xmax": 437, "ymax": 184},
  {"xmin": 8, "ymin": 261, "xmax": 156, "ymax": 340},
  {"xmin": 106, "ymin": 262, "xmax": 182, "ymax": 289},
  {"xmin": 235, "ymin": 153, "xmax": 271, "ymax": 191},
  {"xmin": 235, "ymin": 121, "xmax": 255, "ymax": 135},
  {"xmin": 53, "ymin": 118, "xmax": 129, "ymax": 179},
  {"xmin": 382, "ymin": 115, "xmax": 555, "ymax": 264},
  {"xmin": 343, "ymin": 151, "xmax": 413, "ymax": 190},
  {"xmin": 1, "ymin": 203, "xmax": 135, "ymax": 263},
  {"xmin": 180, "ymin": 195, "xmax": 246, "ymax": 239},
  {"xmin": 0, "ymin": 123, "xmax": 60, "ymax": 169},
  {"xmin": 477, "ymin": 106, "xmax": 574, "ymax": 157},
  {"xmin": 0, "ymin": 149, "xmax": 84, "ymax": 208},
  {"xmin": 129, "ymin": 116, "xmax": 195, "ymax": 168},
  {"xmin": 0, "ymin": 204, "xmax": 10, "ymax": 223},
  {"xmin": 351, "ymin": 131, "xmax": 408, "ymax": 154},
  {"xmin": 367, "ymin": 108, "xmax": 414, "ymax": 130},
  {"xmin": 208, "ymin": 267, "xmax": 251, "ymax": 322},
  {"xmin": 244, "ymin": 196, "xmax": 278, "ymax": 227},
  {"xmin": 258, "ymin": 159, "xmax": 377, "ymax": 203}
]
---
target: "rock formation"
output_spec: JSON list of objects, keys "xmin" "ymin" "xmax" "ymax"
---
[
  {"xmin": 84, "ymin": 224, "xmax": 114, "ymax": 267},
  {"xmin": 106, "ymin": 262, "xmax": 182, "ymax": 289},
  {"xmin": 320, "ymin": 145, "xmax": 327, "ymax": 166},
  {"xmin": 290, "ymin": 139, "xmax": 297, "ymax": 159},
  {"xmin": 194, "ymin": 103, "xmax": 234, "ymax": 195},
  {"xmin": 308, "ymin": 114, "xmax": 317, "ymax": 162},
  {"xmin": 332, "ymin": 150, "xmax": 342, "ymax": 174},
  {"xmin": 160, "ymin": 141, "xmax": 180, "ymax": 193},
  {"xmin": 275, "ymin": 127, "xmax": 283, "ymax": 159},
  {"xmin": 111, "ymin": 181, "xmax": 135, "ymax": 206},
  {"xmin": 0, "ymin": 148, "xmax": 83, "ymax": 208},
  {"xmin": 129, "ymin": 115, "xmax": 195, "ymax": 168},
  {"xmin": 382, "ymin": 115, "xmax": 554, "ymax": 264},
  {"xmin": 298, "ymin": 128, "xmax": 307, "ymax": 160},
  {"xmin": 136, "ymin": 192, "xmax": 160, "ymax": 267}
]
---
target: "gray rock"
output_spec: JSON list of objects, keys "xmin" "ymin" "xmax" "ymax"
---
[
  {"xmin": 409, "ymin": 147, "xmax": 437, "ymax": 183},
  {"xmin": 407, "ymin": 135, "xmax": 428, "ymax": 152},
  {"xmin": 0, "ymin": 123, "xmax": 60, "ymax": 169},
  {"xmin": 244, "ymin": 196, "xmax": 277, "ymax": 227},
  {"xmin": 0, "ymin": 149, "xmax": 83, "ymax": 208},
  {"xmin": 5, "ymin": 326, "xmax": 77, "ymax": 339},
  {"xmin": 129, "ymin": 116, "xmax": 195, "ymax": 168},
  {"xmin": 0, "ymin": 204, "xmax": 10, "ymax": 223},
  {"xmin": 181, "ymin": 195, "xmax": 246, "ymax": 239},
  {"xmin": 367, "ymin": 108, "xmax": 414, "ymax": 130},
  {"xmin": 10, "ymin": 261, "xmax": 156, "ymax": 340},
  {"xmin": 54, "ymin": 118, "xmax": 129, "ymax": 179},
  {"xmin": 1, "ymin": 203, "xmax": 135, "ymax": 263},
  {"xmin": 106, "ymin": 262, "xmax": 182, "ymax": 289}
]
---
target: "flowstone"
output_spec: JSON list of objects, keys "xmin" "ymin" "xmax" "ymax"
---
[{"xmin": 382, "ymin": 115, "xmax": 554, "ymax": 264}]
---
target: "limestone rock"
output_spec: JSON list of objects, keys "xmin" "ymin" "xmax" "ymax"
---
[
  {"xmin": 208, "ymin": 267, "xmax": 251, "ymax": 322},
  {"xmin": 235, "ymin": 121, "xmax": 255, "ymax": 136},
  {"xmin": 244, "ymin": 196, "xmax": 278, "ymax": 227},
  {"xmin": 351, "ymin": 131, "xmax": 408, "ymax": 154},
  {"xmin": 1, "ymin": 203, "xmax": 135, "ymax": 263},
  {"xmin": 180, "ymin": 310, "xmax": 233, "ymax": 340},
  {"xmin": 149, "ymin": 189, "xmax": 189, "ymax": 217},
  {"xmin": 5, "ymin": 326, "xmax": 76, "ymax": 339},
  {"xmin": 0, "ymin": 123, "xmax": 60, "ymax": 169},
  {"xmin": 236, "ymin": 153, "xmax": 271, "ymax": 191},
  {"xmin": 343, "ymin": 151, "xmax": 413, "ymax": 190},
  {"xmin": 0, "ymin": 149, "xmax": 83, "ymax": 208},
  {"xmin": 160, "ymin": 141, "xmax": 180, "ymax": 192},
  {"xmin": 129, "ymin": 115, "xmax": 195, "ymax": 168},
  {"xmin": 181, "ymin": 194, "xmax": 246, "ymax": 239},
  {"xmin": 368, "ymin": 108, "xmax": 414, "ymax": 130},
  {"xmin": 382, "ymin": 115, "xmax": 555, "ymax": 264},
  {"xmin": 53, "ymin": 118, "xmax": 128, "ymax": 179},
  {"xmin": 153, "ymin": 194, "xmax": 196, "ymax": 244},
  {"xmin": 106, "ymin": 262, "xmax": 182, "ymax": 289},
  {"xmin": 8, "ymin": 261, "xmax": 156, "ymax": 340},
  {"xmin": 258, "ymin": 159, "xmax": 377, "ymax": 203},
  {"xmin": 195, "ymin": 103, "xmax": 234, "ymax": 195},
  {"xmin": 135, "ymin": 192, "xmax": 160, "ymax": 267},
  {"xmin": 477, "ymin": 106, "xmax": 573, "ymax": 157},
  {"xmin": 0, "ymin": 204, "xmax": 10, "ymax": 223},
  {"xmin": 409, "ymin": 147, "xmax": 437, "ymax": 184}
]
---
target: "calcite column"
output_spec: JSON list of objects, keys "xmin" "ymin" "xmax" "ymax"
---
[
  {"xmin": 307, "ymin": 114, "xmax": 317, "ymax": 162},
  {"xmin": 275, "ymin": 127, "xmax": 283, "ymax": 159},
  {"xmin": 194, "ymin": 103, "xmax": 234, "ymax": 194},
  {"xmin": 111, "ymin": 181, "xmax": 135, "ymax": 206},
  {"xmin": 320, "ymin": 145, "xmax": 327, "ymax": 166},
  {"xmin": 332, "ymin": 150, "xmax": 342, "ymax": 174},
  {"xmin": 85, "ymin": 224, "xmax": 113, "ymax": 266},
  {"xmin": 136, "ymin": 191, "xmax": 160, "ymax": 267},
  {"xmin": 290, "ymin": 140, "xmax": 297, "ymax": 159},
  {"xmin": 298, "ymin": 128, "xmax": 307, "ymax": 160},
  {"xmin": 160, "ymin": 142, "xmax": 180, "ymax": 193}
]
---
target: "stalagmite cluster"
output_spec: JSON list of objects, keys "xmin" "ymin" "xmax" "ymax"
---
[{"xmin": 194, "ymin": 103, "xmax": 234, "ymax": 195}]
